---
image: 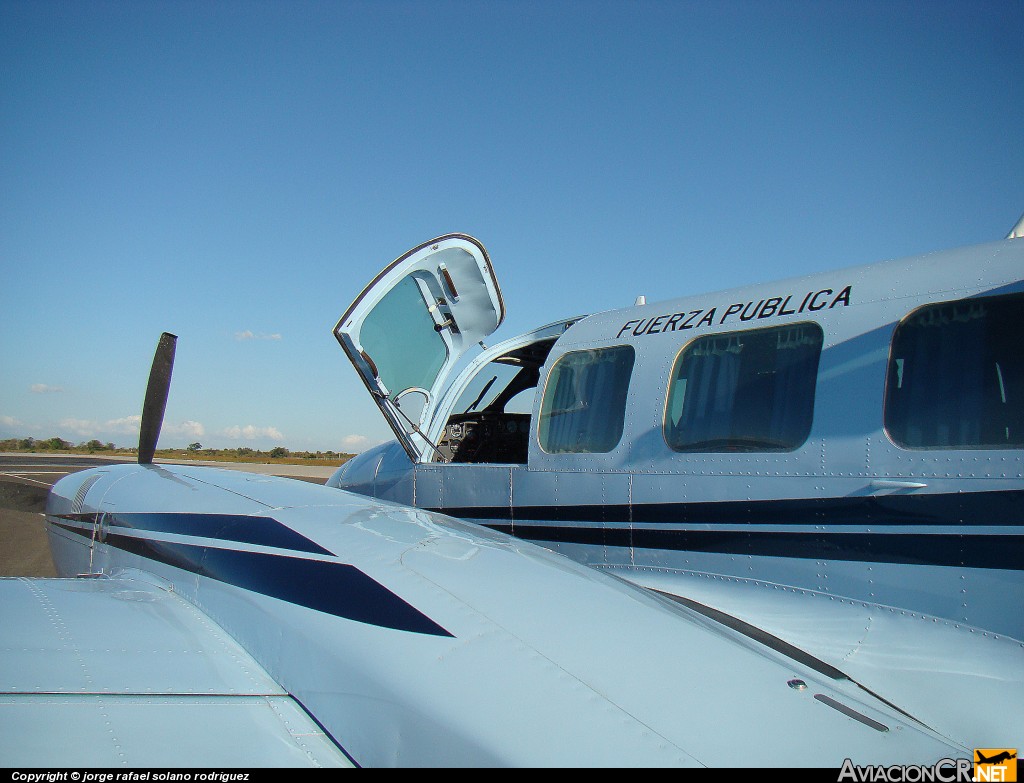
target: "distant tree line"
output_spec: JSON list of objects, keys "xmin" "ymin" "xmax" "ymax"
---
[
  {"xmin": 0, "ymin": 436, "xmax": 114, "ymax": 452},
  {"xmin": 183, "ymin": 442, "xmax": 351, "ymax": 460},
  {"xmin": 1, "ymin": 437, "xmax": 353, "ymax": 464}
]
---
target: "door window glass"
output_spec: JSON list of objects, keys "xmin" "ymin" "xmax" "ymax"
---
[{"xmin": 360, "ymin": 275, "xmax": 448, "ymax": 400}]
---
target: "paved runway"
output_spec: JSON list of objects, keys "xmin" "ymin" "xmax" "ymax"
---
[{"xmin": 0, "ymin": 453, "xmax": 336, "ymax": 577}]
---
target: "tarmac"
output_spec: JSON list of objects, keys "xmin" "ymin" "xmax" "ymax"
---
[{"xmin": 0, "ymin": 453, "xmax": 336, "ymax": 577}]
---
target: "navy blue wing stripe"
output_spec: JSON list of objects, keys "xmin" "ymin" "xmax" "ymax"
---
[
  {"xmin": 50, "ymin": 522, "xmax": 453, "ymax": 637},
  {"xmin": 58, "ymin": 512, "xmax": 335, "ymax": 556}
]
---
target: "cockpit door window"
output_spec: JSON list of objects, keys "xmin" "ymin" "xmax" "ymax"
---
[{"xmin": 335, "ymin": 234, "xmax": 505, "ymax": 461}]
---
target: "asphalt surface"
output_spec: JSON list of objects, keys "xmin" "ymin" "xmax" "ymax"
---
[{"xmin": 0, "ymin": 453, "xmax": 335, "ymax": 577}]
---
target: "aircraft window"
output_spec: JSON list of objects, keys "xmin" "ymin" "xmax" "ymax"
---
[
  {"xmin": 360, "ymin": 275, "xmax": 448, "ymax": 401},
  {"xmin": 454, "ymin": 362, "xmax": 525, "ymax": 415},
  {"xmin": 665, "ymin": 323, "xmax": 823, "ymax": 452},
  {"xmin": 504, "ymin": 386, "xmax": 536, "ymax": 415},
  {"xmin": 885, "ymin": 291, "xmax": 1024, "ymax": 449},
  {"xmin": 538, "ymin": 346, "xmax": 635, "ymax": 454},
  {"xmin": 437, "ymin": 338, "xmax": 557, "ymax": 464}
]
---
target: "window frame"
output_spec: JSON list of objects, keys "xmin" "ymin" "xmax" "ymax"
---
[
  {"xmin": 662, "ymin": 321, "xmax": 824, "ymax": 454},
  {"xmin": 537, "ymin": 344, "xmax": 636, "ymax": 455},
  {"xmin": 882, "ymin": 290, "xmax": 1024, "ymax": 451}
]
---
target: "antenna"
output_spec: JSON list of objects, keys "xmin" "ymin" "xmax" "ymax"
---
[
  {"xmin": 1007, "ymin": 211, "xmax": 1024, "ymax": 240},
  {"xmin": 138, "ymin": 332, "xmax": 177, "ymax": 464}
]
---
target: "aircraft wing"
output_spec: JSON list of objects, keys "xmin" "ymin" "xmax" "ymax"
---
[
  {"xmin": 626, "ymin": 569, "xmax": 1024, "ymax": 750},
  {"xmin": 0, "ymin": 575, "xmax": 353, "ymax": 767}
]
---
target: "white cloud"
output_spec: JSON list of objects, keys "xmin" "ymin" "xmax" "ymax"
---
[
  {"xmin": 59, "ymin": 416, "xmax": 141, "ymax": 438},
  {"xmin": 105, "ymin": 415, "xmax": 142, "ymax": 434},
  {"xmin": 222, "ymin": 424, "xmax": 284, "ymax": 441},
  {"xmin": 52, "ymin": 416, "xmax": 204, "ymax": 445},
  {"xmin": 341, "ymin": 434, "xmax": 369, "ymax": 449},
  {"xmin": 234, "ymin": 330, "xmax": 282, "ymax": 341},
  {"xmin": 59, "ymin": 418, "xmax": 99, "ymax": 437},
  {"xmin": 164, "ymin": 420, "xmax": 205, "ymax": 438},
  {"xmin": 1, "ymin": 414, "xmax": 23, "ymax": 428},
  {"xmin": 30, "ymin": 383, "xmax": 64, "ymax": 394}
]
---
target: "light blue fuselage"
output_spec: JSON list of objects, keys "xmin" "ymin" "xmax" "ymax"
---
[{"xmin": 330, "ymin": 240, "xmax": 1024, "ymax": 643}]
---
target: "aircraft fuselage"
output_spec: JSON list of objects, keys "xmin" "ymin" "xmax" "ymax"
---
[{"xmin": 330, "ymin": 238, "xmax": 1024, "ymax": 644}]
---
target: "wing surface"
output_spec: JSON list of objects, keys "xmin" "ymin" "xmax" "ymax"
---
[
  {"xmin": 0, "ymin": 575, "xmax": 353, "ymax": 767},
  {"xmin": 627, "ymin": 569, "xmax": 1024, "ymax": 749}
]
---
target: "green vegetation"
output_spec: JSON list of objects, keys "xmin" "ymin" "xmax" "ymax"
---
[{"xmin": 0, "ymin": 437, "xmax": 353, "ymax": 466}]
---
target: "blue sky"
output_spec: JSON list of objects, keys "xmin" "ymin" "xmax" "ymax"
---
[{"xmin": 2, "ymin": 0, "xmax": 1022, "ymax": 453}]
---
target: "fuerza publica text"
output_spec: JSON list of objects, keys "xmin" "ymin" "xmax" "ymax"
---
[{"xmin": 617, "ymin": 285, "xmax": 853, "ymax": 339}]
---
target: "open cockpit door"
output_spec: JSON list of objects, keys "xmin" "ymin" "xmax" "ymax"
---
[{"xmin": 335, "ymin": 234, "xmax": 505, "ymax": 462}]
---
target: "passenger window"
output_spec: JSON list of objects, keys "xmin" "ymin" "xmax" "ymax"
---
[
  {"xmin": 885, "ymin": 292, "xmax": 1024, "ymax": 449},
  {"xmin": 665, "ymin": 323, "xmax": 823, "ymax": 452},
  {"xmin": 538, "ymin": 346, "xmax": 635, "ymax": 453}
]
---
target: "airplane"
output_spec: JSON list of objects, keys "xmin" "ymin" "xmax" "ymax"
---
[
  {"xmin": 975, "ymin": 750, "xmax": 1016, "ymax": 766},
  {"xmin": 1, "ymin": 220, "xmax": 1019, "ymax": 767},
  {"xmin": 327, "ymin": 225, "xmax": 1024, "ymax": 755}
]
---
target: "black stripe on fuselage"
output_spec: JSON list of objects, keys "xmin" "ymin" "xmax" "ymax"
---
[
  {"xmin": 50, "ymin": 521, "xmax": 453, "ymax": 637},
  {"xmin": 57, "ymin": 512, "xmax": 335, "ymax": 556},
  {"xmin": 433, "ymin": 488, "xmax": 1024, "ymax": 527},
  {"xmin": 427, "ymin": 490, "xmax": 1024, "ymax": 570},
  {"xmin": 425, "ymin": 490, "xmax": 1024, "ymax": 571},
  {"xmin": 475, "ymin": 523, "xmax": 1023, "ymax": 571}
]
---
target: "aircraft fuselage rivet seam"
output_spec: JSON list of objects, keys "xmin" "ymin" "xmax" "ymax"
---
[{"xmin": 24, "ymin": 580, "xmax": 95, "ymax": 692}]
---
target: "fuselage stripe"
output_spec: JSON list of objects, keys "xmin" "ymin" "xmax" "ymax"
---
[
  {"xmin": 430, "ymin": 488, "xmax": 1024, "ymax": 527},
  {"xmin": 476, "ymin": 523, "xmax": 1023, "ymax": 571}
]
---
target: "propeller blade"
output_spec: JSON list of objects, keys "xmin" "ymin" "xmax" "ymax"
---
[{"xmin": 138, "ymin": 332, "xmax": 177, "ymax": 465}]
